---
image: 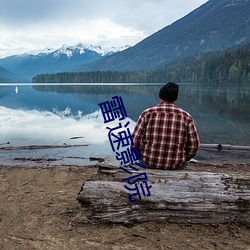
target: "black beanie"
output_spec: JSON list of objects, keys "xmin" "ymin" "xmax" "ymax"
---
[{"xmin": 159, "ymin": 82, "xmax": 179, "ymax": 102}]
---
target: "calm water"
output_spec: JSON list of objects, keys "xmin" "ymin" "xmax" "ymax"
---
[{"xmin": 0, "ymin": 83, "xmax": 250, "ymax": 166}]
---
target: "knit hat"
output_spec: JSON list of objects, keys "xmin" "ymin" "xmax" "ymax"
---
[{"xmin": 159, "ymin": 82, "xmax": 179, "ymax": 102}]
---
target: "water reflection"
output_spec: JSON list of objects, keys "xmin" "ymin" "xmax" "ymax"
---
[
  {"xmin": 0, "ymin": 83, "xmax": 250, "ymax": 166},
  {"xmin": 0, "ymin": 104, "xmax": 134, "ymax": 166},
  {"xmin": 32, "ymin": 84, "xmax": 250, "ymax": 145},
  {"xmin": 33, "ymin": 84, "xmax": 250, "ymax": 123},
  {"xmin": 0, "ymin": 106, "xmax": 108, "ymax": 145}
]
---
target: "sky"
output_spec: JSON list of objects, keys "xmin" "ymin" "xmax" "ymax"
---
[{"xmin": 0, "ymin": 0, "xmax": 208, "ymax": 58}]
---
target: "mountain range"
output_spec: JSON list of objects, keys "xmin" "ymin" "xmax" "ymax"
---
[
  {"xmin": 0, "ymin": 44, "xmax": 129, "ymax": 82},
  {"xmin": 75, "ymin": 0, "xmax": 250, "ymax": 72},
  {"xmin": 0, "ymin": 0, "xmax": 249, "ymax": 82}
]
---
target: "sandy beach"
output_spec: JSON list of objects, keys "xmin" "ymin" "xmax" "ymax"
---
[{"xmin": 0, "ymin": 163, "xmax": 250, "ymax": 250}]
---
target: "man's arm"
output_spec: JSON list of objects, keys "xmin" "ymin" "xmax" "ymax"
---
[
  {"xmin": 132, "ymin": 113, "xmax": 146, "ymax": 151},
  {"xmin": 185, "ymin": 119, "xmax": 200, "ymax": 161}
]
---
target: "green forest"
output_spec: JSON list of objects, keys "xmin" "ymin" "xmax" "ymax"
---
[{"xmin": 32, "ymin": 43, "xmax": 250, "ymax": 85}]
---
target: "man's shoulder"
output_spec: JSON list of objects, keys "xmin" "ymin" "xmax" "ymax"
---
[
  {"xmin": 142, "ymin": 105, "xmax": 159, "ymax": 115},
  {"xmin": 175, "ymin": 106, "xmax": 194, "ymax": 120},
  {"xmin": 141, "ymin": 104, "xmax": 193, "ymax": 119}
]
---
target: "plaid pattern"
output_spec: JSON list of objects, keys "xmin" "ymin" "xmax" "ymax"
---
[{"xmin": 133, "ymin": 102, "xmax": 200, "ymax": 169}]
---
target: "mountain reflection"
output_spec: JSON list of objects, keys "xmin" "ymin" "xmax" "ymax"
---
[
  {"xmin": 0, "ymin": 83, "xmax": 250, "ymax": 165},
  {"xmin": 33, "ymin": 84, "xmax": 250, "ymax": 123}
]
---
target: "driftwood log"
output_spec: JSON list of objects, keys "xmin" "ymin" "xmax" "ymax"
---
[
  {"xmin": 77, "ymin": 160, "xmax": 250, "ymax": 225},
  {"xmin": 0, "ymin": 144, "xmax": 88, "ymax": 150},
  {"xmin": 200, "ymin": 143, "xmax": 250, "ymax": 151}
]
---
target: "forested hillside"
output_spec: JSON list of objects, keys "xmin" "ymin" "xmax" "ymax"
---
[
  {"xmin": 33, "ymin": 44, "xmax": 250, "ymax": 85},
  {"xmin": 152, "ymin": 43, "xmax": 250, "ymax": 84},
  {"xmin": 75, "ymin": 0, "xmax": 250, "ymax": 72}
]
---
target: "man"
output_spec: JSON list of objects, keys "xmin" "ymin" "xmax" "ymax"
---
[{"xmin": 133, "ymin": 82, "xmax": 200, "ymax": 170}]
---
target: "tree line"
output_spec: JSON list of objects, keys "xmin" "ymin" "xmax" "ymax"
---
[{"xmin": 33, "ymin": 43, "xmax": 250, "ymax": 85}]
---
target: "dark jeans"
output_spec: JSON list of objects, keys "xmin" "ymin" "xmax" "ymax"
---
[{"xmin": 139, "ymin": 159, "xmax": 188, "ymax": 170}]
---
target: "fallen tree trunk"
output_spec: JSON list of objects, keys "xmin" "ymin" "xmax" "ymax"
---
[{"xmin": 77, "ymin": 164, "xmax": 250, "ymax": 225}]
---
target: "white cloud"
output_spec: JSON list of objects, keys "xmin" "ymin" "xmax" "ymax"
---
[
  {"xmin": 0, "ymin": 0, "xmax": 208, "ymax": 58},
  {"xmin": 0, "ymin": 18, "xmax": 145, "ymax": 57}
]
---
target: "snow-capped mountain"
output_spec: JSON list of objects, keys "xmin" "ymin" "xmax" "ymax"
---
[
  {"xmin": 51, "ymin": 43, "xmax": 130, "ymax": 58},
  {"xmin": 29, "ymin": 43, "xmax": 130, "ymax": 58},
  {"xmin": 0, "ymin": 43, "xmax": 130, "ymax": 82}
]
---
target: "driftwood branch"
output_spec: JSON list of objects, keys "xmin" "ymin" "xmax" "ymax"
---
[
  {"xmin": 0, "ymin": 144, "xmax": 88, "ymax": 151},
  {"xmin": 77, "ymin": 164, "xmax": 250, "ymax": 225},
  {"xmin": 200, "ymin": 143, "xmax": 250, "ymax": 151},
  {"xmin": 1, "ymin": 142, "xmax": 249, "ymax": 151},
  {"xmin": 14, "ymin": 157, "xmax": 57, "ymax": 163}
]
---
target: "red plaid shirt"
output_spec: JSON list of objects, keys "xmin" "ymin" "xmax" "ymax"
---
[{"xmin": 133, "ymin": 101, "xmax": 200, "ymax": 169}]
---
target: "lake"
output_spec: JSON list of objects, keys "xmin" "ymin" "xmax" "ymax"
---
[{"xmin": 0, "ymin": 83, "xmax": 250, "ymax": 166}]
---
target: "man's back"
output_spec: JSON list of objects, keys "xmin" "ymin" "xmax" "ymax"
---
[{"xmin": 133, "ymin": 83, "xmax": 199, "ymax": 170}]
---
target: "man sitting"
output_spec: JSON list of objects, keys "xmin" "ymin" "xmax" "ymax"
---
[{"xmin": 133, "ymin": 82, "xmax": 200, "ymax": 170}]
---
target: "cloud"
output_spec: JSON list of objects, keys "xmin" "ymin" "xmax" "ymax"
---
[
  {"xmin": 0, "ymin": 0, "xmax": 208, "ymax": 57},
  {"xmin": 0, "ymin": 18, "xmax": 145, "ymax": 57},
  {"xmin": 0, "ymin": 0, "xmax": 207, "ymax": 31}
]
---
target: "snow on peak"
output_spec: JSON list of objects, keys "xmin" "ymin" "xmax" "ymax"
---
[
  {"xmin": 51, "ymin": 43, "xmax": 130, "ymax": 58},
  {"xmin": 19, "ymin": 43, "xmax": 130, "ymax": 59}
]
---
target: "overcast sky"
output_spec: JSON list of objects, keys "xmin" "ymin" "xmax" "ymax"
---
[{"xmin": 0, "ymin": 0, "xmax": 208, "ymax": 58}]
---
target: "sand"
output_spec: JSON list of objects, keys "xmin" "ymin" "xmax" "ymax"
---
[{"xmin": 0, "ymin": 164, "xmax": 249, "ymax": 250}]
